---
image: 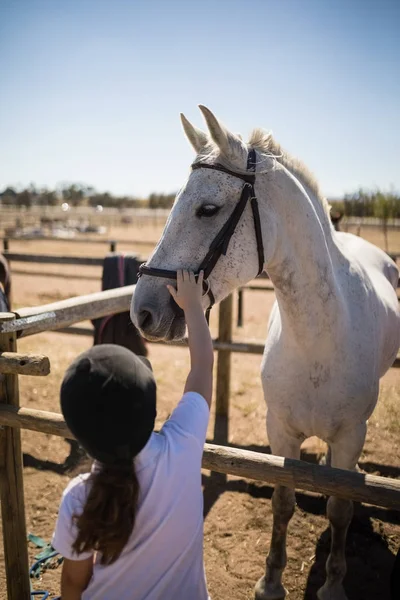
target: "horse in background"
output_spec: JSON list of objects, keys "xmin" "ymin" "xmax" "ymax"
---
[
  {"xmin": 330, "ymin": 209, "xmax": 343, "ymax": 231},
  {"xmin": 0, "ymin": 253, "xmax": 11, "ymax": 312},
  {"xmin": 131, "ymin": 106, "xmax": 400, "ymax": 600}
]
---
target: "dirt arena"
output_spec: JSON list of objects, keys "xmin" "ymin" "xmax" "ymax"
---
[{"xmin": 1, "ymin": 223, "xmax": 399, "ymax": 599}]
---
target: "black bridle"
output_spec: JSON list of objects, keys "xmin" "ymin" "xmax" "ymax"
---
[{"xmin": 138, "ymin": 149, "xmax": 264, "ymax": 320}]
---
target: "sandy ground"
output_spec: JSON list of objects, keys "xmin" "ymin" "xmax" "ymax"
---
[{"xmin": 0, "ymin": 223, "xmax": 399, "ymax": 599}]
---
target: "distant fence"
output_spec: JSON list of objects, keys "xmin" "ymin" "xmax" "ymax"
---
[
  {"xmin": 343, "ymin": 217, "xmax": 400, "ymax": 228},
  {"xmin": 0, "ymin": 206, "xmax": 170, "ymax": 230},
  {"xmin": 4, "ymin": 252, "xmax": 106, "ymax": 267},
  {"xmin": 2, "ymin": 236, "xmax": 156, "ymax": 253}
]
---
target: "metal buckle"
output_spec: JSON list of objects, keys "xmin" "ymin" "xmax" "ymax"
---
[{"xmin": 202, "ymin": 278, "xmax": 211, "ymax": 297}]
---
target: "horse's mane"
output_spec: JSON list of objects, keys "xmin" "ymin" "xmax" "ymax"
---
[
  {"xmin": 197, "ymin": 129, "xmax": 331, "ymax": 219},
  {"xmin": 248, "ymin": 128, "xmax": 331, "ymax": 217}
]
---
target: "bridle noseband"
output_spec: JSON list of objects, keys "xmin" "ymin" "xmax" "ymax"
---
[{"xmin": 138, "ymin": 148, "xmax": 264, "ymax": 321}]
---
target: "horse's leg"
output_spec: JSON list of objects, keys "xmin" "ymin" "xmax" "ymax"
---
[
  {"xmin": 255, "ymin": 415, "xmax": 301, "ymax": 600},
  {"xmin": 319, "ymin": 445, "xmax": 332, "ymax": 467},
  {"xmin": 317, "ymin": 422, "xmax": 367, "ymax": 600}
]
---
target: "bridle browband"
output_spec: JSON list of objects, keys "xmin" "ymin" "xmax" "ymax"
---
[{"xmin": 138, "ymin": 148, "xmax": 265, "ymax": 321}]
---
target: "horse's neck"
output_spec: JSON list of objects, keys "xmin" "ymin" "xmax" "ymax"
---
[{"xmin": 261, "ymin": 169, "xmax": 341, "ymax": 344}]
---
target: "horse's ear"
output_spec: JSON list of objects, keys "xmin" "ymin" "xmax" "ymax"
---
[
  {"xmin": 180, "ymin": 113, "xmax": 209, "ymax": 154},
  {"xmin": 198, "ymin": 105, "xmax": 246, "ymax": 165}
]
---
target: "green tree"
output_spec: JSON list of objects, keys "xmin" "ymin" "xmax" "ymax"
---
[
  {"xmin": 148, "ymin": 192, "xmax": 175, "ymax": 208},
  {"xmin": 15, "ymin": 189, "xmax": 32, "ymax": 208},
  {"xmin": 37, "ymin": 189, "xmax": 58, "ymax": 206},
  {"xmin": 61, "ymin": 184, "xmax": 87, "ymax": 206},
  {"xmin": 374, "ymin": 191, "xmax": 396, "ymax": 251},
  {"xmin": 0, "ymin": 187, "xmax": 18, "ymax": 206}
]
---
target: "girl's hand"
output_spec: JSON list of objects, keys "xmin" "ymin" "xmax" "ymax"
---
[{"xmin": 167, "ymin": 270, "xmax": 204, "ymax": 312}]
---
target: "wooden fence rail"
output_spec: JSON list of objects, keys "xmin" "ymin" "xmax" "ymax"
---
[
  {"xmin": 3, "ymin": 237, "xmax": 117, "ymax": 250},
  {"xmin": 0, "ymin": 352, "xmax": 50, "ymax": 376},
  {"xmin": 0, "ymin": 403, "xmax": 398, "ymax": 510},
  {"xmin": 2, "ymin": 286, "xmax": 135, "ymax": 338},
  {"xmin": 2, "ymin": 237, "xmax": 155, "ymax": 252},
  {"xmin": 3, "ymin": 252, "xmax": 105, "ymax": 266}
]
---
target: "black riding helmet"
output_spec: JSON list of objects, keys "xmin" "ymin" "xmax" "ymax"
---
[{"xmin": 60, "ymin": 344, "xmax": 156, "ymax": 466}]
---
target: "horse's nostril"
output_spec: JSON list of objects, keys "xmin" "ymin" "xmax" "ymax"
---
[{"xmin": 138, "ymin": 309, "xmax": 153, "ymax": 331}]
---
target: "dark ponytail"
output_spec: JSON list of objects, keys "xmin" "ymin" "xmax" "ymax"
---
[{"xmin": 73, "ymin": 461, "xmax": 139, "ymax": 565}]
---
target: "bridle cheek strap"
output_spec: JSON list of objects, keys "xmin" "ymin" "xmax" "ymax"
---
[{"xmin": 138, "ymin": 149, "xmax": 264, "ymax": 322}]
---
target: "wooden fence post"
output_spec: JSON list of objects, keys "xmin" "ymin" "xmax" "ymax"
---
[
  {"xmin": 214, "ymin": 294, "xmax": 233, "ymax": 444},
  {"xmin": 0, "ymin": 313, "xmax": 30, "ymax": 600}
]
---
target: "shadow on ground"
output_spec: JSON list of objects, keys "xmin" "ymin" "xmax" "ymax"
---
[
  {"xmin": 23, "ymin": 440, "xmax": 87, "ymax": 474},
  {"xmin": 304, "ymin": 511, "xmax": 396, "ymax": 600}
]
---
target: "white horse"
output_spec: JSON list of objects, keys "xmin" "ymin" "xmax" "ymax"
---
[{"xmin": 131, "ymin": 106, "xmax": 400, "ymax": 600}]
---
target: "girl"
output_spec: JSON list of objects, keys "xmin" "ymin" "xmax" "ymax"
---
[{"xmin": 52, "ymin": 270, "xmax": 213, "ymax": 600}]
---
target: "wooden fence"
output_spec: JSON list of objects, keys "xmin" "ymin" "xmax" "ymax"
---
[
  {"xmin": 3, "ymin": 245, "xmax": 399, "ymax": 329},
  {"xmin": 0, "ymin": 295, "xmax": 400, "ymax": 599},
  {"xmin": 3, "ymin": 247, "xmax": 400, "ymax": 365},
  {"xmin": 1, "ymin": 247, "xmax": 272, "ymax": 328}
]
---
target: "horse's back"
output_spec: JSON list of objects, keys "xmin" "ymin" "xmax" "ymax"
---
[
  {"xmin": 335, "ymin": 231, "xmax": 399, "ymax": 291},
  {"xmin": 335, "ymin": 231, "xmax": 400, "ymax": 375},
  {"xmin": 266, "ymin": 232, "xmax": 399, "ymax": 381}
]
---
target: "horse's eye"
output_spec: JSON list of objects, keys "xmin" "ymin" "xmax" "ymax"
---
[{"xmin": 196, "ymin": 204, "xmax": 221, "ymax": 218}]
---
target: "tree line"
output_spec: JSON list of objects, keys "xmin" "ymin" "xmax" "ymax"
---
[
  {"xmin": 330, "ymin": 189, "xmax": 400, "ymax": 220},
  {"xmin": 0, "ymin": 184, "xmax": 176, "ymax": 210},
  {"xmin": 1, "ymin": 184, "xmax": 400, "ymax": 217}
]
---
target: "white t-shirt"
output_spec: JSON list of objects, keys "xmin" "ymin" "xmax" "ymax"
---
[{"xmin": 52, "ymin": 391, "xmax": 210, "ymax": 600}]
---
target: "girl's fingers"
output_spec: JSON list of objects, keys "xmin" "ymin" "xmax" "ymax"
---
[
  {"xmin": 176, "ymin": 269, "xmax": 203, "ymax": 289},
  {"xmin": 166, "ymin": 285, "xmax": 177, "ymax": 300}
]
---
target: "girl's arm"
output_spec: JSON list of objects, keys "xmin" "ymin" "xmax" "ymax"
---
[
  {"xmin": 61, "ymin": 556, "xmax": 93, "ymax": 600},
  {"xmin": 167, "ymin": 270, "xmax": 214, "ymax": 407}
]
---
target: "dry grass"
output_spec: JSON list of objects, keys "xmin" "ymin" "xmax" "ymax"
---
[
  {"xmin": 370, "ymin": 385, "xmax": 400, "ymax": 435},
  {"xmin": 342, "ymin": 223, "xmax": 400, "ymax": 254}
]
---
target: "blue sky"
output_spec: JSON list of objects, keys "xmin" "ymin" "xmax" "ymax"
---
[{"xmin": 1, "ymin": 0, "xmax": 399, "ymax": 199}]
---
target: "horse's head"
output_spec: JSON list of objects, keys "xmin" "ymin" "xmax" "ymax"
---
[{"xmin": 131, "ymin": 106, "xmax": 277, "ymax": 341}]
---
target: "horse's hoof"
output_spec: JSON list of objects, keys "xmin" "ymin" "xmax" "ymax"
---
[
  {"xmin": 254, "ymin": 576, "xmax": 286, "ymax": 600},
  {"xmin": 317, "ymin": 582, "xmax": 348, "ymax": 600}
]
